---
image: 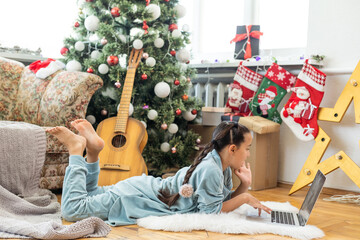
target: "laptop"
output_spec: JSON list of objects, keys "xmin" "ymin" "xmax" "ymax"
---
[{"xmin": 246, "ymin": 170, "xmax": 326, "ymax": 226}]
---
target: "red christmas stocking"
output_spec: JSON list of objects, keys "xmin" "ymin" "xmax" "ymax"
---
[
  {"xmin": 226, "ymin": 62, "xmax": 263, "ymax": 116},
  {"xmin": 281, "ymin": 60, "xmax": 327, "ymax": 141}
]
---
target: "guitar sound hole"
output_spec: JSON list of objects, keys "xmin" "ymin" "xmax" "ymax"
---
[{"xmin": 112, "ymin": 134, "xmax": 126, "ymax": 148}]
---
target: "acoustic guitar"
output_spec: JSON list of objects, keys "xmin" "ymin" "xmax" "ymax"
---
[{"xmin": 96, "ymin": 49, "xmax": 148, "ymax": 186}]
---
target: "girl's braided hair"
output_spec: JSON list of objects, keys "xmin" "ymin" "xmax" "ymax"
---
[{"xmin": 158, "ymin": 121, "xmax": 250, "ymax": 207}]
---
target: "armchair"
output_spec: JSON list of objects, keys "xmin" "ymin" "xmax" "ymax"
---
[{"xmin": 0, "ymin": 56, "xmax": 103, "ymax": 189}]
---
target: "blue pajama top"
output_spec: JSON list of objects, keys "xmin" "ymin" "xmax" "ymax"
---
[{"xmin": 62, "ymin": 149, "xmax": 233, "ymax": 226}]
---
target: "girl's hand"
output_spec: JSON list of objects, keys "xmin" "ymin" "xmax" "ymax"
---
[
  {"xmin": 245, "ymin": 193, "xmax": 272, "ymax": 216},
  {"xmin": 234, "ymin": 162, "xmax": 252, "ymax": 187}
]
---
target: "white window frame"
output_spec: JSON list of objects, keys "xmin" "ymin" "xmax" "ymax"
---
[{"xmin": 183, "ymin": 0, "xmax": 308, "ymax": 63}]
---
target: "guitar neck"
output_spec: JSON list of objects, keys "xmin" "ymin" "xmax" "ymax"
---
[{"xmin": 115, "ymin": 67, "xmax": 136, "ymax": 133}]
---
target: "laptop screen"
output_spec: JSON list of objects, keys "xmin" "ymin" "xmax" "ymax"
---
[{"xmin": 298, "ymin": 170, "xmax": 326, "ymax": 226}]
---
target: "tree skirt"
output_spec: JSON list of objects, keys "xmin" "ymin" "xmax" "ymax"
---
[{"xmin": 137, "ymin": 201, "xmax": 324, "ymax": 240}]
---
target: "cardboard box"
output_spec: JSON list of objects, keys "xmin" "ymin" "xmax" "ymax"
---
[
  {"xmin": 233, "ymin": 116, "xmax": 280, "ymax": 190},
  {"xmin": 202, "ymin": 107, "xmax": 232, "ymax": 126}
]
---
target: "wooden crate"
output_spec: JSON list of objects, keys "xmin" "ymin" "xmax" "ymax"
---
[
  {"xmin": 233, "ymin": 116, "xmax": 280, "ymax": 190},
  {"xmin": 201, "ymin": 107, "xmax": 232, "ymax": 126}
]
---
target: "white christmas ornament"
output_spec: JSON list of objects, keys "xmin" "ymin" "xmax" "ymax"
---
[
  {"xmin": 145, "ymin": 4, "xmax": 161, "ymax": 21},
  {"xmin": 91, "ymin": 50, "xmax": 101, "ymax": 59},
  {"xmin": 176, "ymin": 49, "xmax": 191, "ymax": 63},
  {"xmin": 168, "ymin": 123, "xmax": 179, "ymax": 134},
  {"xmin": 174, "ymin": 4, "xmax": 186, "ymax": 18},
  {"xmin": 154, "ymin": 38, "xmax": 164, "ymax": 48},
  {"xmin": 146, "ymin": 57, "xmax": 156, "ymax": 67},
  {"xmin": 117, "ymin": 103, "xmax": 134, "ymax": 116},
  {"xmin": 89, "ymin": 34, "xmax": 100, "ymax": 43},
  {"xmin": 154, "ymin": 81, "xmax": 170, "ymax": 98},
  {"xmin": 118, "ymin": 34, "xmax": 127, "ymax": 43},
  {"xmin": 130, "ymin": 27, "xmax": 144, "ymax": 37},
  {"xmin": 86, "ymin": 115, "xmax": 96, "ymax": 125},
  {"xmin": 171, "ymin": 29, "xmax": 182, "ymax": 38},
  {"xmin": 98, "ymin": 64, "xmax": 109, "ymax": 74},
  {"xmin": 66, "ymin": 60, "xmax": 82, "ymax": 72},
  {"xmin": 84, "ymin": 15, "xmax": 100, "ymax": 31},
  {"xmin": 141, "ymin": 121, "xmax": 147, "ymax": 129},
  {"xmin": 147, "ymin": 109, "xmax": 158, "ymax": 120},
  {"xmin": 133, "ymin": 39, "xmax": 143, "ymax": 49},
  {"xmin": 182, "ymin": 111, "xmax": 197, "ymax": 121},
  {"xmin": 182, "ymin": 24, "xmax": 190, "ymax": 32},
  {"xmin": 160, "ymin": 142, "xmax": 170, "ymax": 152},
  {"xmin": 75, "ymin": 41, "xmax": 85, "ymax": 51}
]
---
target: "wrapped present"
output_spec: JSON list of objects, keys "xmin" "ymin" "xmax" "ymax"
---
[
  {"xmin": 231, "ymin": 25, "xmax": 263, "ymax": 60},
  {"xmin": 221, "ymin": 113, "xmax": 240, "ymax": 123}
]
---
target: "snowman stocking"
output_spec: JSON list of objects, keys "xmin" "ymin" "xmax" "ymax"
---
[
  {"xmin": 226, "ymin": 62, "xmax": 263, "ymax": 116},
  {"xmin": 280, "ymin": 60, "xmax": 327, "ymax": 141},
  {"xmin": 249, "ymin": 63, "xmax": 296, "ymax": 123}
]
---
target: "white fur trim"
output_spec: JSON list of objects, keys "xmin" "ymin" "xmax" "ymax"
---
[
  {"xmin": 36, "ymin": 60, "xmax": 65, "ymax": 79},
  {"xmin": 298, "ymin": 71, "xmax": 325, "ymax": 92},
  {"xmin": 234, "ymin": 75, "xmax": 259, "ymax": 92},
  {"xmin": 280, "ymin": 108, "xmax": 314, "ymax": 142}
]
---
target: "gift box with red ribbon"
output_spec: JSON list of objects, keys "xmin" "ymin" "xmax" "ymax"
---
[{"xmin": 231, "ymin": 25, "xmax": 263, "ymax": 60}]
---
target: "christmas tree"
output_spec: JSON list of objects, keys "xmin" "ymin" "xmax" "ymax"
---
[{"xmin": 60, "ymin": 0, "xmax": 203, "ymax": 175}]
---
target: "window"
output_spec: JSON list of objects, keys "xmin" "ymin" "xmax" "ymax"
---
[
  {"xmin": 0, "ymin": 0, "xmax": 78, "ymax": 58},
  {"xmin": 180, "ymin": 0, "xmax": 309, "ymax": 62}
]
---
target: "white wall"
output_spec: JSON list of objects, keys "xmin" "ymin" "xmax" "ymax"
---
[{"xmin": 278, "ymin": 0, "xmax": 360, "ymax": 192}]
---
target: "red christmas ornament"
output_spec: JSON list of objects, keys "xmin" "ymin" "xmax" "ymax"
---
[
  {"xmin": 111, "ymin": 7, "xmax": 120, "ymax": 17},
  {"xmin": 171, "ymin": 147, "xmax": 177, "ymax": 153},
  {"xmin": 142, "ymin": 20, "xmax": 149, "ymax": 34},
  {"xmin": 60, "ymin": 47, "xmax": 69, "ymax": 56},
  {"xmin": 170, "ymin": 50, "xmax": 176, "ymax": 56},
  {"xmin": 161, "ymin": 123, "xmax": 168, "ymax": 130},
  {"xmin": 87, "ymin": 67, "xmax": 94, "ymax": 73},
  {"xmin": 107, "ymin": 55, "xmax": 119, "ymax": 66},
  {"xmin": 164, "ymin": 0, "xmax": 169, "ymax": 2},
  {"xmin": 182, "ymin": 94, "xmax": 189, "ymax": 101},
  {"xmin": 168, "ymin": 23, "xmax": 178, "ymax": 32},
  {"xmin": 186, "ymin": 60, "xmax": 190, "ymax": 64},
  {"xmin": 174, "ymin": 79, "xmax": 180, "ymax": 86},
  {"xmin": 191, "ymin": 109, "xmax": 197, "ymax": 115},
  {"xmin": 141, "ymin": 73, "xmax": 148, "ymax": 80},
  {"xmin": 74, "ymin": 22, "xmax": 80, "ymax": 27},
  {"xmin": 175, "ymin": 108, "xmax": 182, "ymax": 115}
]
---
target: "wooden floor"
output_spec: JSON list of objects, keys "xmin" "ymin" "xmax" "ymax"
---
[{"xmin": 59, "ymin": 183, "xmax": 360, "ymax": 240}]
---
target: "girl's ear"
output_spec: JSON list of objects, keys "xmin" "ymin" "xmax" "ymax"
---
[{"xmin": 229, "ymin": 144, "xmax": 237, "ymax": 153}]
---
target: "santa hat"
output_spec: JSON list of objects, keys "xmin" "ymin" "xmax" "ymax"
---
[
  {"xmin": 230, "ymin": 81, "xmax": 242, "ymax": 89},
  {"xmin": 265, "ymin": 85, "xmax": 277, "ymax": 98},
  {"xmin": 29, "ymin": 58, "xmax": 65, "ymax": 79}
]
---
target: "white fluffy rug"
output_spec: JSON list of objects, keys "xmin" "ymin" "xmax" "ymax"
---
[{"xmin": 137, "ymin": 201, "xmax": 324, "ymax": 240}]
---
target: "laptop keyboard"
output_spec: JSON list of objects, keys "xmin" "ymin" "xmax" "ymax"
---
[{"xmin": 271, "ymin": 211, "xmax": 296, "ymax": 225}]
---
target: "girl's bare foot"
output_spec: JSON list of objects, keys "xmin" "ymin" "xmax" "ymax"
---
[
  {"xmin": 71, "ymin": 119, "xmax": 105, "ymax": 163},
  {"xmin": 46, "ymin": 126, "xmax": 86, "ymax": 156}
]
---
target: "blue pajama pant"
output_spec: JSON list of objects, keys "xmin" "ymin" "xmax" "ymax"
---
[{"xmin": 61, "ymin": 155, "xmax": 116, "ymax": 221}]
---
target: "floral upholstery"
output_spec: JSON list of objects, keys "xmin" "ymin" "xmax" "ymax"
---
[{"xmin": 0, "ymin": 57, "xmax": 103, "ymax": 189}]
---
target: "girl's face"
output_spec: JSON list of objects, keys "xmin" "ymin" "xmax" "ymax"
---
[{"xmin": 229, "ymin": 132, "xmax": 252, "ymax": 169}]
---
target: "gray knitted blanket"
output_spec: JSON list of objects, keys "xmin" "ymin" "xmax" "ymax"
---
[{"xmin": 0, "ymin": 121, "xmax": 111, "ymax": 239}]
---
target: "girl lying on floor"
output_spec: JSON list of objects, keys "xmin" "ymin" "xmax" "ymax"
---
[{"xmin": 47, "ymin": 120, "xmax": 271, "ymax": 226}]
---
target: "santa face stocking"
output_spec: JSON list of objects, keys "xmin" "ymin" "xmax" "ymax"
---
[
  {"xmin": 249, "ymin": 63, "xmax": 296, "ymax": 123},
  {"xmin": 226, "ymin": 62, "xmax": 263, "ymax": 116},
  {"xmin": 280, "ymin": 60, "xmax": 327, "ymax": 141}
]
